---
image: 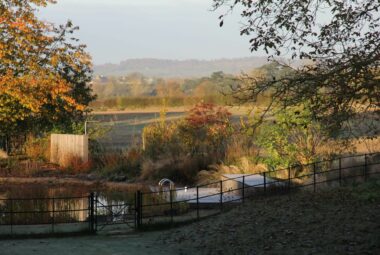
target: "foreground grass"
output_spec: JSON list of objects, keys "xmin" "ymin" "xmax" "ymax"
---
[
  {"xmin": 1, "ymin": 180, "xmax": 379, "ymax": 255},
  {"xmin": 160, "ymin": 180, "xmax": 380, "ymax": 254}
]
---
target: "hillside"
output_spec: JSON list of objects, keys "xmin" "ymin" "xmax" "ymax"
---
[
  {"xmin": 93, "ymin": 57, "xmax": 269, "ymax": 78},
  {"xmin": 3, "ymin": 180, "xmax": 379, "ymax": 255},
  {"xmin": 159, "ymin": 180, "xmax": 380, "ymax": 254}
]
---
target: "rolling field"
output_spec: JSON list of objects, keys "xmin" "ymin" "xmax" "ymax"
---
[
  {"xmin": 89, "ymin": 108, "xmax": 379, "ymax": 155},
  {"xmin": 90, "ymin": 112, "xmax": 185, "ymax": 149},
  {"xmin": 90, "ymin": 110, "xmax": 245, "ymax": 150}
]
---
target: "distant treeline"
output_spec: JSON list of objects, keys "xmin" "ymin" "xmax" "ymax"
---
[
  {"xmin": 91, "ymin": 95, "xmax": 235, "ymax": 110},
  {"xmin": 90, "ymin": 63, "xmax": 288, "ymax": 109},
  {"xmin": 93, "ymin": 57, "xmax": 269, "ymax": 77}
]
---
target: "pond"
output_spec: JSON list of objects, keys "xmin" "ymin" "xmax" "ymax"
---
[
  {"xmin": 0, "ymin": 181, "xmax": 233, "ymax": 228},
  {"xmin": 0, "ymin": 183, "xmax": 144, "ymax": 227},
  {"xmin": 0, "ymin": 183, "xmax": 142, "ymax": 201}
]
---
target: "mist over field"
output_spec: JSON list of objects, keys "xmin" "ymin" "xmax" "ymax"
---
[{"xmin": 93, "ymin": 57, "xmax": 269, "ymax": 78}]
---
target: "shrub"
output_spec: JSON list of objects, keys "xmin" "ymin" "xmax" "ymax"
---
[
  {"xmin": 142, "ymin": 120, "xmax": 185, "ymax": 160},
  {"xmin": 254, "ymin": 107, "xmax": 350, "ymax": 171},
  {"xmin": 141, "ymin": 103, "xmax": 234, "ymax": 183},
  {"xmin": 24, "ymin": 135, "xmax": 50, "ymax": 161},
  {"xmin": 91, "ymin": 148, "xmax": 142, "ymax": 181},
  {"xmin": 140, "ymin": 155, "xmax": 204, "ymax": 184},
  {"xmin": 180, "ymin": 103, "xmax": 233, "ymax": 159}
]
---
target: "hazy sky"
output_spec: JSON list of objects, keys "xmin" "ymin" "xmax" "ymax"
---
[{"xmin": 38, "ymin": 0, "xmax": 261, "ymax": 64}]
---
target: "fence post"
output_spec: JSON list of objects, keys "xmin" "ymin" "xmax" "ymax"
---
[
  {"xmin": 52, "ymin": 197, "xmax": 55, "ymax": 233},
  {"xmin": 242, "ymin": 176, "xmax": 245, "ymax": 203},
  {"xmin": 88, "ymin": 194, "xmax": 91, "ymax": 232},
  {"xmin": 313, "ymin": 163, "xmax": 316, "ymax": 192},
  {"xmin": 220, "ymin": 181, "xmax": 223, "ymax": 211},
  {"xmin": 339, "ymin": 158, "xmax": 342, "ymax": 186},
  {"xmin": 89, "ymin": 192, "xmax": 95, "ymax": 233},
  {"xmin": 364, "ymin": 154, "xmax": 368, "ymax": 182},
  {"xmin": 170, "ymin": 189, "xmax": 173, "ymax": 225},
  {"xmin": 139, "ymin": 191, "xmax": 143, "ymax": 227},
  {"xmin": 196, "ymin": 186, "xmax": 200, "ymax": 220},
  {"xmin": 134, "ymin": 191, "xmax": 138, "ymax": 229},
  {"xmin": 263, "ymin": 172, "xmax": 267, "ymax": 195},
  {"xmin": 288, "ymin": 167, "xmax": 291, "ymax": 192},
  {"xmin": 10, "ymin": 198, "xmax": 13, "ymax": 235},
  {"xmin": 95, "ymin": 193, "xmax": 98, "ymax": 232},
  {"xmin": 135, "ymin": 190, "xmax": 141, "ymax": 229}
]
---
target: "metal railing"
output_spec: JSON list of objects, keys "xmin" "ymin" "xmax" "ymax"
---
[
  {"xmin": 0, "ymin": 193, "xmax": 95, "ymax": 237},
  {"xmin": 135, "ymin": 153, "xmax": 380, "ymax": 229},
  {"xmin": 1, "ymin": 153, "xmax": 379, "ymax": 236}
]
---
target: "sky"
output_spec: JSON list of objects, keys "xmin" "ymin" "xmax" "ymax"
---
[{"xmin": 38, "ymin": 0, "xmax": 260, "ymax": 65}]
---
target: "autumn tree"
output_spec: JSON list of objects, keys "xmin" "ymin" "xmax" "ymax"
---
[
  {"xmin": 192, "ymin": 80, "xmax": 217, "ymax": 98},
  {"xmin": 0, "ymin": 0, "xmax": 95, "ymax": 143},
  {"xmin": 213, "ymin": 0, "xmax": 380, "ymax": 137},
  {"xmin": 156, "ymin": 79, "xmax": 184, "ymax": 98},
  {"xmin": 181, "ymin": 103, "xmax": 233, "ymax": 158},
  {"xmin": 143, "ymin": 103, "xmax": 233, "ymax": 160}
]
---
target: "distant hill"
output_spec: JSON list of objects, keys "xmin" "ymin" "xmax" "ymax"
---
[{"xmin": 93, "ymin": 57, "xmax": 269, "ymax": 78}]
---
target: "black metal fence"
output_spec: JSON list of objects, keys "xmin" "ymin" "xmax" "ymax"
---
[
  {"xmin": 135, "ymin": 153, "xmax": 380, "ymax": 229},
  {"xmin": 0, "ymin": 192, "xmax": 138, "ymax": 237},
  {"xmin": 94, "ymin": 195, "xmax": 136, "ymax": 231},
  {"xmin": 0, "ymin": 194, "xmax": 94, "ymax": 237},
  {"xmin": 1, "ymin": 153, "xmax": 379, "ymax": 237}
]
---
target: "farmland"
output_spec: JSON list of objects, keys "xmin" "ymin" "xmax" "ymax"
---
[
  {"xmin": 91, "ymin": 111, "xmax": 185, "ymax": 149},
  {"xmin": 90, "ymin": 108, "xmax": 246, "ymax": 150}
]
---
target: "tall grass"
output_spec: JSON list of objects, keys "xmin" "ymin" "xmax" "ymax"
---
[{"xmin": 90, "ymin": 146, "xmax": 142, "ymax": 181}]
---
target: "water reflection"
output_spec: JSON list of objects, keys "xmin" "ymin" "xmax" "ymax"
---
[{"xmin": 0, "ymin": 184, "xmax": 138, "ymax": 225}]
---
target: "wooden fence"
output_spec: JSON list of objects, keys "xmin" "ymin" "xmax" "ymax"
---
[{"xmin": 50, "ymin": 134, "xmax": 88, "ymax": 167}]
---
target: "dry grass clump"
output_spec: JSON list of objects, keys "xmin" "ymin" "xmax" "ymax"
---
[
  {"xmin": 60, "ymin": 154, "xmax": 92, "ymax": 174},
  {"xmin": 313, "ymin": 137, "xmax": 379, "ymax": 158},
  {"xmin": 91, "ymin": 148, "xmax": 142, "ymax": 181},
  {"xmin": 196, "ymin": 159, "xmax": 268, "ymax": 184},
  {"xmin": 224, "ymin": 134, "xmax": 260, "ymax": 165},
  {"xmin": 0, "ymin": 157, "xmax": 44, "ymax": 177},
  {"xmin": 140, "ymin": 154, "xmax": 206, "ymax": 184},
  {"xmin": 353, "ymin": 137, "xmax": 380, "ymax": 154},
  {"xmin": 0, "ymin": 150, "xmax": 8, "ymax": 159}
]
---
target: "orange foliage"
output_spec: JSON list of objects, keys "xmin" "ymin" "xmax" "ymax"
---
[
  {"xmin": 185, "ymin": 102, "xmax": 231, "ymax": 128},
  {"xmin": 0, "ymin": 0, "xmax": 92, "ymax": 130}
]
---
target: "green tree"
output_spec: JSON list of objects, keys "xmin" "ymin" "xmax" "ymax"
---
[
  {"xmin": 0, "ymin": 0, "xmax": 95, "ymax": 142},
  {"xmin": 255, "ymin": 108, "xmax": 326, "ymax": 169},
  {"xmin": 213, "ymin": 0, "xmax": 380, "ymax": 137}
]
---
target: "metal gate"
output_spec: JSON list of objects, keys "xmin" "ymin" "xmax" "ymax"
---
[{"xmin": 94, "ymin": 194, "xmax": 136, "ymax": 232}]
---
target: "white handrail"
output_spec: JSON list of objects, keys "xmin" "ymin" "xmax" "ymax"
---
[{"xmin": 158, "ymin": 178, "xmax": 175, "ymax": 190}]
